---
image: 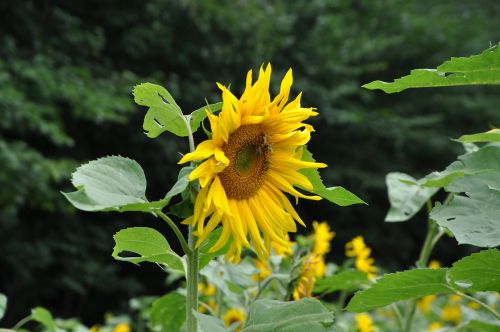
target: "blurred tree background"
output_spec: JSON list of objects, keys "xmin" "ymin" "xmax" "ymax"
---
[{"xmin": 1, "ymin": 0, "xmax": 499, "ymax": 326}]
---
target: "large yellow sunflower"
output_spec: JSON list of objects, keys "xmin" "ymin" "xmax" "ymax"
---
[{"xmin": 179, "ymin": 64, "xmax": 326, "ymax": 262}]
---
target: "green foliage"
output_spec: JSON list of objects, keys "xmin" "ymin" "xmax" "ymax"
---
[
  {"xmin": 242, "ymin": 299, "xmax": 335, "ymax": 332},
  {"xmin": 0, "ymin": 294, "xmax": 6, "ymax": 321},
  {"xmin": 347, "ymin": 269, "xmax": 453, "ymax": 312},
  {"xmin": 31, "ymin": 307, "xmax": 56, "ymax": 332},
  {"xmin": 363, "ymin": 43, "xmax": 500, "ymax": 93},
  {"xmin": 456, "ymin": 129, "xmax": 500, "ymax": 143},
  {"xmin": 314, "ymin": 270, "xmax": 369, "ymax": 293},
  {"xmin": 462, "ymin": 320, "xmax": 500, "ymax": 332},
  {"xmin": 385, "ymin": 172, "xmax": 438, "ymax": 222},
  {"xmin": 300, "ymin": 149, "xmax": 365, "ymax": 206},
  {"xmin": 194, "ymin": 312, "xmax": 228, "ymax": 332},
  {"xmin": 198, "ymin": 228, "xmax": 232, "ymax": 270},
  {"xmin": 62, "ymin": 156, "xmax": 167, "ymax": 212},
  {"xmin": 112, "ymin": 227, "xmax": 185, "ymax": 273},
  {"xmin": 448, "ymin": 249, "xmax": 500, "ymax": 292},
  {"xmin": 150, "ymin": 293, "xmax": 186, "ymax": 332}
]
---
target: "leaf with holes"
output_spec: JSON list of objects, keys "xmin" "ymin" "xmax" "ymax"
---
[
  {"xmin": 363, "ymin": 43, "xmax": 500, "ymax": 93},
  {"xmin": 134, "ymin": 83, "xmax": 188, "ymax": 137},
  {"xmin": 112, "ymin": 227, "xmax": 185, "ymax": 273},
  {"xmin": 346, "ymin": 269, "xmax": 453, "ymax": 312},
  {"xmin": 385, "ymin": 172, "xmax": 438, "ymax": 222}
]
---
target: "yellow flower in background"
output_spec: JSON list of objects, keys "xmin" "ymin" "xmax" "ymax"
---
[
  {"xmin": 113, "ymin": 323, "xmax": 131, "ymax": 332},
  {"xmin": 198, "ymin": 282, "xmax": 217, "ymax": 296},
  {"xmin": 428, "ymin": 260, "xmax": 441, "ymax": 269},
  {"xmin": 441, "ymin": 296, "xmax": 462, "ymax": 325},
  {"xmin": 89, "ymin": 326, "xmax": 100, "ymax": 332},
  {"xmin": 346, "ymin": 236, "xmax": 377, "ymax": 278},
  {"xmin": 179, "ymin": 64, "xmax": 326, "ymax": 262},
  {"xmin": 312, "ymin": 221, "xmax": 335, "ymax": 256},
  {"xmin": 222, "ymin": 308, "xmax": 246, "ymax": 332},
  {"xmin": 355, "ymin": 313, "xmax": 375, "ymax": 332},
  {"xmin": 198, "ymin": 299, "xmax": 217, "ymax": 313},
  {"xmin": 467, "ymin": 301, "xmax": 481, "ymax": 310},
  {"xmin": 292, "ymin": 254, "xmax": 325, "ymax": 300},
  {"xmin": 253, "ymin": 258, "xmax": 272, "ymax": 281},
  {"xmin": 427, "ymin": 322, "xmax": 442, "ymax": 331},
  {"xmin": 417, "ymin": 295, "xmax": 436, "ymax": 313}
]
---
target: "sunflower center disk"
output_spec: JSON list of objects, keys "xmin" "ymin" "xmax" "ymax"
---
[{"xmin": 219, "ymin": 124, "xmax": 270, "ymax": 200}]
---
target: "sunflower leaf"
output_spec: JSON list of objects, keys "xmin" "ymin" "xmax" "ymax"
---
[
  {"xmin": 242, "ymin": 298, "xmax": 335, "ymax": 332},
  {"xmin": 448, "ymin": 249, "xmax": 500, "ymax": 292},
  {"xmin": 299, "ymin": 149, "xmax": 365, "ymax": 206},
  {"xmin": 189, "ymin": 102, "xmax": 223, "ymax": 133},
  {"xmin": 31, "ymin": 307, "xmax": 56, "ymax": 332},
  {"xmin": 134, "ymin": 83, "xmax": 189, "ymax": 138},
  {"xmin": 363, "ymin": 43, "xmax": 500, "ymax": 93},
  {"xmin": 112, "ymin": 227, "xmax": 185, "ymax": 274},
  {"xmin": 62, "ymin": 156, "xmax": 168, "ymax": 213},
  {"xmin": 194, "ymin": 312, "xmax": 229, "ymax": 332},
  {"xmin": 385, "ymin": 172, "xmax": 438, "ymax": 222},
  {"xmin": 455, "ymin": 129, "xmax": 500, "ymax": 143},
  {"xmin": 199, "ymin": 228, "xmax": 231, "ymax": 270},
  {"xmin": 314, "ymin": 270, "xmax": 370, "ymax": 294},
  {"xmin": 150, "ymin": 293, "xmax": 186, "ymax": 332},
  {"xmin": 346, "ymin": 269, "xmax": 453, "ymax": 312}
]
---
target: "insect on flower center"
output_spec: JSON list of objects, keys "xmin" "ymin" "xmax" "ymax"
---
[{"xmin": 219, "ymin": 124, "xmax": 271, "ymax": 200}]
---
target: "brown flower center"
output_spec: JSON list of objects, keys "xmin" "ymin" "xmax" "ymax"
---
[{"xmin": 219, "ymin": 124, "xmax": 270, "ymax": 200}]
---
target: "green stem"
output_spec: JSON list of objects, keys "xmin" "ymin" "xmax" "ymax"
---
[
  {"xmin": 186, "ymin": 225, "xmax": 200, "ymax": 332},
  {"xmin": 184, "ymin": 116, "xmax": 200, "ymax": 332},
  {"xmin": 12, "ymin": 316, "xmax": 32, "ymax": 330},
  {"xmin": 404, "ymin": 199, "xmax": 443, "ymax": 332},
  {"xmin": 392, "ymin": 304, "xmax": 405, "ymax": 331},
  {"xmin": 453, "ymin": 291, "xmax": 500, "ymax": 321},
  {"xmin": 157, "ymin": 211, "xmax": 192, "ymax": 256}
]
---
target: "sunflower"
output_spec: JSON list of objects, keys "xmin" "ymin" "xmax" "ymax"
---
[
  {"xmin": 222, "ymin": 308, "xmax": 246, "ymax": 332},
  {"xmin": 179, "ymin": 64, "xmax": 326, "ymax": 262}
]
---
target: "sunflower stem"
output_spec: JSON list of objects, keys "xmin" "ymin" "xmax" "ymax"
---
[{"xmin": 184, "ymin": 116, "xmax": 200, "ymax": 332}]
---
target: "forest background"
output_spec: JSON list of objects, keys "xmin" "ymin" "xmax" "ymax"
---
[{"xmin": 1, "ymin": 0, "xmax": 500, "ymax": 325}]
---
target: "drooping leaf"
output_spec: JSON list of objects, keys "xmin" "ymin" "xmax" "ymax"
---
[
  {"xmin": 31, "ymin": 307, "xmax": 56, "ymax": 332},
  {"xmin": 314, "ymin": 270, "xmax": 370, "ymax": 294},
  {"xmin": 385, "ymin": 172, "xmax": 438, "ymax": 222},
  {"xmin": 163, "ymin": 166, "xmax": 193, "ymax": 205},
  {"xmin": 133, "ymin": 83, "xmax": 188, "ymax": 137},
  {"xmin": 0, "ymin": 294, "xmax": 6, "ymax": 321},
  {"xmin": 62, "ymin": 156, "xmax": 167, "ymax": 212},
  {"xmin": 300, "ymin": 149, "xmax": 366, "ymax": 206},
  {"xmin": 242, "ymin": 298, "xmax": 335, "ymax": 332},
  {"xmin": 194, "ymin": 312, "xmax": 229, "ymax": 332},
  {"xmin": 189, "ymin": 102, "xmax": 223, "ymax": 133},
  {"xmin": 455, "ymin": 129, "xmax": 500, "ymax": 143},
  {"xmin": 346, "ymin": 269, "xmax": 453, "ymax": 312},
  {"xmin": 112, "ymin": 227, "xmax": 185, "ymax": 273},
  {"xmin": 363, "ymin": 43, "xmax": 500, "ymax": 93},
  {"xmin": 448, "ymin": 249, "xmax": 500, "ymax": 292},
  {"xmin": 149, "ymin": 293, "xmax": 186, "ymax": 332},
  {"xmin": 199, "ymin": 228, "xmax": 231, "ymax": 270}
]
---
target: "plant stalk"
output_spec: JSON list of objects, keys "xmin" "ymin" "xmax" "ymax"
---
[{"xmin": 157, "ymin": 211, "xmax": 192, "ymax": 256}]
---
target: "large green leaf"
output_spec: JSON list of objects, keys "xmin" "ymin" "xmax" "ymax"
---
[
  {"xmin": 431, "ymin": 194, "xmax": 500, "ymax": 247},
  {"xmin": 461, "ymin": 320, "xmax": 500, "ymax": 332},
  {"xmin": 133, "ymin": 83, "xmax": 188, "ymax": 138},
  {"xmin": 31, "ymin": 307, "xmax": 56, "ymax": 332},
  {"xmin": 242, "ymin": 298, "xmax": 335, "ymax": 332},
  {"xmin": 194, "ymin": 312, "xmax": 229, "ymax": 332},
  {"xmin": 300, "ymin": 149, "xmax": 366, "ymax": 206},
  {"xmin": 385, "ymin": 172, "xmax": 438, "ymax": 222},
  {"xmin": 456, "ymin": 129, "xmax": 500, "ymax": 144},
  {"xmin": 314, "ymin": 270, "xmax": 370, "ymax": 294},
  {"xmin": 149, "ymin": 293, "xmax": 186, "ymax": 332},
  {"xmin": 363, "ymin": 43, "xmax": 500, "ymax": 93},
  {"xmin": 346, "ymin": 269, "xmax": 453, "ymax": 312},
  {"xmin": 112, "ymin": 227, "xmax": 185, "ymax": 273},
  {"xmin": 448, "ymin": 249, "xmax": 500, "ymax": 292},
  {"xmin": 62, "ymin": 156, "xmax": 167, "ymax": 212}
]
